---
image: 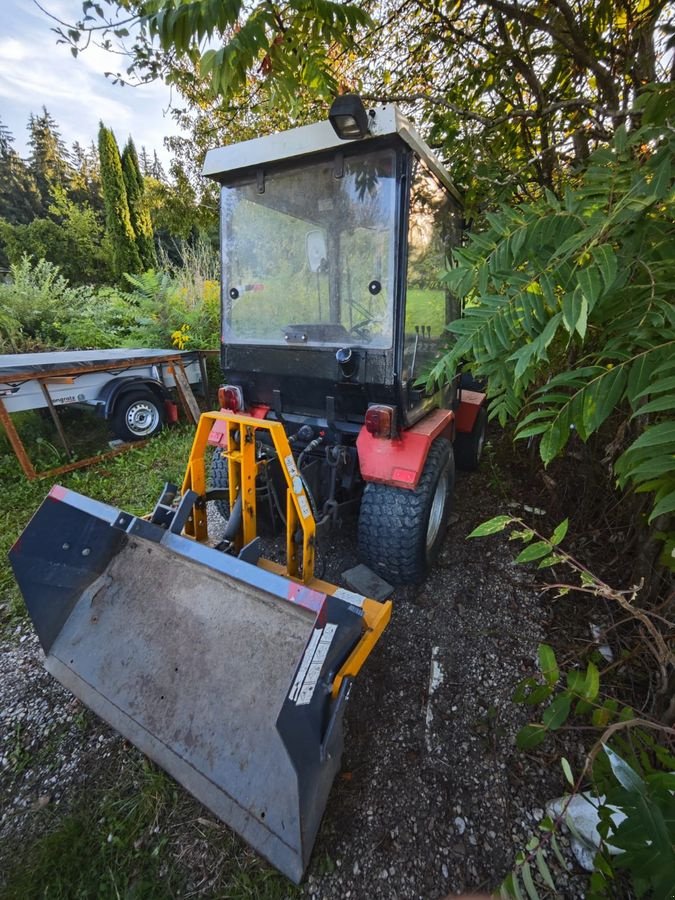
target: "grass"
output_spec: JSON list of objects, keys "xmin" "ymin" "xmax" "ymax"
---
[
  {"xmin": 0, "ymin": 423, "xmax": 195, "ymax": 629},
  {"xmin": 2, "ymin": 752, "xmax": 295, "ymax": 899},
  {"xmin": 0, "ymin": 421, "xmax": 297, "ymax": 898}
]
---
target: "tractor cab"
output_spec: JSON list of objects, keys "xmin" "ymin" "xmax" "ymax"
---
[{"xmin": 203, "ymin": 99, "xmax": 464, "ymax": 431}]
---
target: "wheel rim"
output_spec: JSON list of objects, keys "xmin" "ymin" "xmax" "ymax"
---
[
  {"xmin": 125, "ymin": 400, "xmax": 159, "ymax": 437},
  {"xmin": 426, "ymin": 467, "xmax": 448, "ymax": 551}
]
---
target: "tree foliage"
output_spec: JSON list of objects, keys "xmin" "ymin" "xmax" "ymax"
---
[
  {"xmin": 98, "ymin": 122, "xmax": 142, "ymax": 278},
  {"xmin": 430, "ymin": 83, "xmax": 675, "ymax": 532},
  {"xmin": 27, "ymin": 107, "xmax": 72, "ymax": 213},
  {"xmin": 57, "ymin": 1, "xmax": 673, "ymax": 207},
  {"xmin": 122, "ymin": 137, "xmax": 156, "ymax": 268}
]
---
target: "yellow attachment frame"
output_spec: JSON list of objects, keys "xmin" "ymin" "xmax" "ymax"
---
[
  {"xmin": 182, "ymin": 410, "xmax": 316, "ymax": 582},
  {"xmin": 181, "ymin": 411, "xmax": 392, "ymax": 698}
]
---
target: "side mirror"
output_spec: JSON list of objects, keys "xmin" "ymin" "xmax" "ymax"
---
[{"xmin": 306, "ymin": 230, "xmax": 327, "ymax": 273}]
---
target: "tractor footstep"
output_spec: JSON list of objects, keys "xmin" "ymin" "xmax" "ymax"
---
[{"xmin": 342, "ymin": 564, "xmax": 393, "ymax": 602}]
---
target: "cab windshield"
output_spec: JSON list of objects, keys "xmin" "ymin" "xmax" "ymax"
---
[{"xmin": 221, "ymin": 148, "xmax": 397, "ymax": 348}]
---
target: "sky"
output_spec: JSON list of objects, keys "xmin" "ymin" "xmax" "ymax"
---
[{"xmin": 0, "ymin": 0, "xmax": 185, "ymax": 165}]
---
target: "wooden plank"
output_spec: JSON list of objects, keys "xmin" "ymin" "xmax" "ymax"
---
[
  {"xmin": 38, "ymin": 379, "xmax": 74, "ymax": 457},
  {"xmin": 171, "ymin": 361, "xmax": 201, "ymax": 425}
]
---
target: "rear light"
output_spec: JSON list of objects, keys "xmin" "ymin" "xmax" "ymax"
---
[
  {"xmin": 365, "ymin": 404, "xmax": 397, "ymax": 439},
  {"xmin": 218, "ymin": 385, "xmax": 244, "ymax": 412}
]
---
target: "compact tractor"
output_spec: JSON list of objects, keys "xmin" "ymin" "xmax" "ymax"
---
[{"xmin": 10, "ymin": 97, "xmax": 486, "ymax": 883}]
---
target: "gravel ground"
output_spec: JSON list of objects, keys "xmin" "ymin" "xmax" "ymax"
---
[{"xmin": 0, "ymin": 456, "xmax": 589, "ymax": 898}]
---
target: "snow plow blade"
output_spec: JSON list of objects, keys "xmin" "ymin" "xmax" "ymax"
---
[{"xmin": 9, "ymin": 485, "xmax": 390, "ymax": 883}]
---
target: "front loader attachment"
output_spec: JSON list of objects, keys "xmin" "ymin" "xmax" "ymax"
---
[{"xmin": 9, "ymin": 412, "xmax": 391, "ymax": 883}]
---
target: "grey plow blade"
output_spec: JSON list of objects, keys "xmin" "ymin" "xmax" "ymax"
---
[{"xmin": 9, "ymin": 486, "xmax": 364, "ymax": 883}]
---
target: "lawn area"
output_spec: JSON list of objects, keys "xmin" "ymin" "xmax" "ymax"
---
[
  {"xmin": 0, "ymin": 422, "xmax": 296, "ymax": 899},
  {"xmin": 0, "ymin": 424, "xmax": 195, "ymax": 628}
]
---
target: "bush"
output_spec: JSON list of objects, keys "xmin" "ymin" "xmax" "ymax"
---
[{"xmin": 0, "ymin": 256, "xmax": 97, "ymax": 350}]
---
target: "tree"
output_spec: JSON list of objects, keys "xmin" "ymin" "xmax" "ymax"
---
[
  {"xmin": 121, "ymin": 137, "xmax": 156, "ymax": 268},
  {"xmin": 27, "ymin": 107, "xmax": 71, "ymax": 212},
  {"xmin": 97, "ymin": 122, "xmax": 141, "ymax": 278},
  {"xmin": 58, "ymin": 1, "xmax": 673, "ymax": 209},
  {"xmin": 69, "ymin": 140, "xmax": 104, "ymax": 213},
  {"xmin": 0, "ymin": 118, "xmax": 42, "ymax": 228}
]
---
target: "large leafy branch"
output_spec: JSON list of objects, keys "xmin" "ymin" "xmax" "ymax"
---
[{"xmin": 430, "ymin": 83, "xmax": 675, "ymax": 532}]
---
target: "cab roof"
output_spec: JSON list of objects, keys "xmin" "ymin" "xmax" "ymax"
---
[{"xmin": 202, "ymin": 103, "xmax": 461, "ymax": 203}]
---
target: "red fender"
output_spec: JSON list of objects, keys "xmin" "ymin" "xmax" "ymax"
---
[
  {"xmin": 356, "ymin": 408, "xmax": 455, "ymax": 491},
  {"xmin": 455, "ymin": 389, "xmax": 486, "ymax": 434}
]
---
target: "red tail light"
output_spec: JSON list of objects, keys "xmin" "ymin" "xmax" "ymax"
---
[
  {"xmin": 365, "ymin": 404, "xmax": 396, "ymax": 438},
  {"xmin": 218, "ymin": 385, "xmax": 244, "ymax": 412}
]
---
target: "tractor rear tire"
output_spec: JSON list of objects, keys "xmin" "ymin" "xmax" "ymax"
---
[
  {"xmin": 209, "ymin": 449, "xmax": 230, "ymax": 520},
  {"xmin": 454, "ymin": 407, "xmax": 487, "ymax": 471},
  {"xmin": 357, "ymin": 437, "xmax": 454, "ymax": 585}
]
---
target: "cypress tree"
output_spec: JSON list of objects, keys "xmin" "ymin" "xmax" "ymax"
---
[
  {"xmin": 97, "ymin": 123, "xmax": 141, "ymax": 278},
  {"xmin": 121, "ymin": 137, "xmax": 156, "ymax": 269}
]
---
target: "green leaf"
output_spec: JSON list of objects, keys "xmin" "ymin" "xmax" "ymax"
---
[
  {"xmin": 648, "ymin": 488, "xmax": 675, "ymax": 522},
  {"xmin": 632, "ymin": 395, "xmax": 675, "ymax": 416},
  {"xmin": 550, "ymin": 519, "xmax": 569, "ymax": 545},
  {"xmin": 583, "ymin": 661, "xmax": 600, "ymax": 701},
  {"xmin": 535, "ymin": 849, "xmax": 556, "ymax": 891},
  {"xmin": 542, "ymin": 693, "xmax": 572, "ymax": 730},
  {"xmin": 537, "ymin": 553, "xmax": 564, "ymax": 568},
  {"xmin": 538, "ymin": 644, "xmax": 559, "ymax": 687},
  {"xmin": 592, "ymin": 245, "xmax": 618, "ymax": 289},
  {"xmin": 517, "ymin": 724, "xmax": 548, "ymax": 750},
  {"xmin": 561, "ymin": 757, "xmax": 574, "ymax": 786},
  {"xmin": 550, "ymin": 834, "xmax": 567, "ymax": 869},
  {"xmin": 628, "ymin": 422, "xmax": 675, "ymax": 451},
  {"xmin": 604, "ymin": 745, "xmax": 645, "ymax": 794},
  {"xmin": 577, "ymin": 264, "xmax": 603, "ymax": 311},
  {"xmin": 468, "ymin": 515, "xmax": 515, "ymax": 537},
  {"xmin": 515, "ymin": 541, "xmax": 552, "ymax": 563},
  {"xmin": 521, "ymin": 861, "xmax": 539, "ymax": 900}
]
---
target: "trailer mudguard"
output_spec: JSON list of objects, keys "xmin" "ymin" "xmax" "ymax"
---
[
  {"xmin": 356, "ymin": 407, "xmax": 455, "ymax": 491},
  {"xmin": 98, "ymin": 375, "xmax": 168, "ymax": 419}
]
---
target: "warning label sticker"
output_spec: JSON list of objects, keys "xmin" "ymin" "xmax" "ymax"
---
[
  {"xmin": 298, "ymin": 494, "xmax": 312, "ymax": 519},
  {"xmin": 288, "ymin": 623, "xmax": 338, "ymax": 705},
  {"xmin": 333, "ymin": 587, "xmax": 365, "ymax": 608},
  {"xmin": 284, "ymin": 454, "xmax": 298, "ymax": 478}
]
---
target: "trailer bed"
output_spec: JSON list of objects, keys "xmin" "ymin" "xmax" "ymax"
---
[{"xmin": 0, "ymin": 348, "xmax": 201, "ymax": 377}]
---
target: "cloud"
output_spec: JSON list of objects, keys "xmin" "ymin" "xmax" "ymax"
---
[{"xmin": 1, "ymin": 0, "xmax": 184, "ymax": 163}]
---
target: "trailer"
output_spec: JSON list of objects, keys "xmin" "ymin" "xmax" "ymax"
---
[{"xmin": 0, "ymin": 348, "xmax": 204, "ymax": 479}]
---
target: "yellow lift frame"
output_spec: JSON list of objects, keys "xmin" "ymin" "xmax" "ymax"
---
[{"xmin": 181, "ymin": 411, "xmax": 391, "ymax": 697}]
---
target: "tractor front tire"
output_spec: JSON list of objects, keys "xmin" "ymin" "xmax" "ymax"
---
[
  {"xmin": 454, "ymin": 407, "xmax": 487, "ymax": 471},
  {"xmin": 209, "ymin": 449, "xmax": 230, "ymax": 520},
  {"xmin": 357, "ymin": 437, "xmax": 454, "ymax": 585}
]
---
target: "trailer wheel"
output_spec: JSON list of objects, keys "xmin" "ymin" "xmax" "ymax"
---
[
  {"xmin": 357, "ymin": 437, "xmax": 454, "ymax": 585},
  {"xmin": 209, "ymin": 449, "xmax": 230, "ymax": 520},
  {"xmin": 454, "ymin": 407, "xmax": 487, "ymax": 471},
  {"xmin": 112, "ymin": 390, "xmax": 164, "ymax": 441}
]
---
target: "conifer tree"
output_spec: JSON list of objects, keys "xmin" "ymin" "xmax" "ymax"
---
[
  {"xmin": 0, "ymin": 117, "xmax": 42, "ymax": 226},
  {"xmin": 27, "ymin": 107, "xmax": 71, "ymax": 212},
  {"xmin": 121, "ymin": 137, "xmax": 156, "ymax": 269},
  {"xmin": 97, "ymin": 123, "xmax": 141, "ymax": 278}
]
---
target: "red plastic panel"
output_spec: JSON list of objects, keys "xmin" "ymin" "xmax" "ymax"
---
[
  {"xmin": 356, "ymin": 408, "xmax": 455, "ymax": 491},
  {"xmin": 206, "ymin": 404, "xmax": 271, "ymax": 446},
  {"xmin": 455, "ymin": 390, "xmax": 486, "ymax": 434}
]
